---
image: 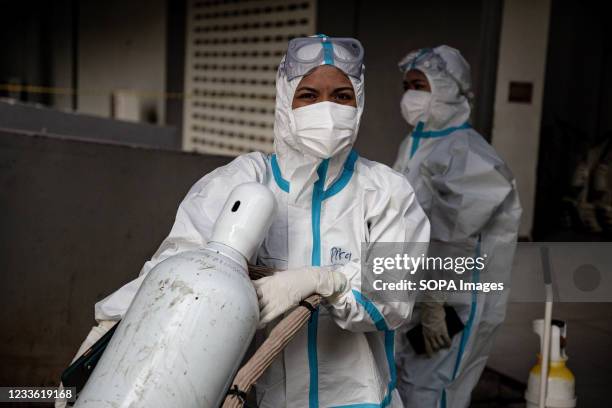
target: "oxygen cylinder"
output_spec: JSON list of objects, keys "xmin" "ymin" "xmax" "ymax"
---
[
  {"xmin": 75, "ymin": 182, "xmax": 276, "ymax": 408},
  {"xmin": 525, "ymin": 319, "xmax": 576, "ymax": 408}
]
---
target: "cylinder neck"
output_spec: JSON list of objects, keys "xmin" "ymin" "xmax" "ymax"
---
[{"xmin": 205, "ymin": 241, "xmax": 248, "ymax": 271}]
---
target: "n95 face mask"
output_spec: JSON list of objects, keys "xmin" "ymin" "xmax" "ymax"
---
[
  {"xmin": 291, "ymin": 101, "xmax": 357, "ymax": 159},
  {"xmin": 400, "ymin": 90, "xmax": 432, "ymax": 126}
]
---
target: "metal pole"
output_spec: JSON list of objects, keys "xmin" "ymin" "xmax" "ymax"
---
[{"xmin": 539, "ymin": 247, "xmax": 553, "ymax": 408}]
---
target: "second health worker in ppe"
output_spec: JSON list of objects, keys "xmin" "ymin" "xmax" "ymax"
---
[
  {"xmin": 89, "ymin": 36, "xmax": 430, "ymax": 407},
  {"xmin": 393, "ymin": 45, "xmax": 522, "ymax": 408}
]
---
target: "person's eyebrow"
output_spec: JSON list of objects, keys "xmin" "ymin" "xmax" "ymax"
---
[
  {"xmin": 295, "ymin": 86, "xmax": 319, "ymax": 93},
  {"xmin": 333, "ymin": 87, "xmax": 355, "ymax": 93}
]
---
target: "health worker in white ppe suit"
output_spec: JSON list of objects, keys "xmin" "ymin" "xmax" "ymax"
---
[
  {"xmin": 65, "ymin": 36, "xmax": 430, "ymax": 408},
  {"xmin": 392, "ymin": 46, "xmax": 522, "ymax": 408}
]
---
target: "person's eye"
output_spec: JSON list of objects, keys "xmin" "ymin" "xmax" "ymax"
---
[
  {"xmin": 335, "ymin": 93, "xmax": 354, "ymax": 101},
  {"xmin": 298, "ymin": 92, "xmax": 317, "ymax": 100}
]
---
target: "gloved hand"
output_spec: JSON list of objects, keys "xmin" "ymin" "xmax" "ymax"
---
[
  {"xmin": 253, "ymin": 266, "xmax": 348, "ymax": 327},
  {"xmin": 421, "ymin": 302, "xmax": 451, "ymax": 357},
  {"xmin": 55, "ymin": 320, "xmax": 117, "ymax": 408}
]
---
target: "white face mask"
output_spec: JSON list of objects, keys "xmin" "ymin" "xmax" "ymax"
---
[
  {"xmin": 400, "ymin": 90, "xmax": 432, "ymax": 127},
  {"xmin": 291, "ymin": 101, "xmax": 357, "ymax": 159}
]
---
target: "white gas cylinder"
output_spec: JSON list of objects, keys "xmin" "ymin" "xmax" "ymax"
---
[{"xmin": 75, "ymin": 182, "xmax": 276, "ymax": 408}]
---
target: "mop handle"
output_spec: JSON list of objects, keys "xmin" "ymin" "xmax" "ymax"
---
[{"xmin": 539, "ymin": 247, "xmax": 553, "ymax": 408}]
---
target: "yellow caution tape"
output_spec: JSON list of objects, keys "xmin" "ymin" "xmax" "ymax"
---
[{"xmin": 0, "ymin": 84, "xmax": 189, "ymax": 99}]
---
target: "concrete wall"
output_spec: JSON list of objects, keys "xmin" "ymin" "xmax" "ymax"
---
[
  {"xmin": 491, "ymin": 0, "xmax": 551, "ymax": 238},
  {"xmin": 77, "ymin": 0, "xmax": 167, "ymax": 124},
  {"xmin": 0, "ymin": 131, "xmax": 230, "ymax": 386},
  {"xmin": 0, "ymin": 100, "xmax": 180, "ymax": 150}
]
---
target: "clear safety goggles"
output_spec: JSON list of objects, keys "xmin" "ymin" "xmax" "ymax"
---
[
  {"xmin": 283, "ymin": 35, "xmax": 364, "ymax": 81},
  {"xmin": 398, "ymin": 48, "xmax": 447, "ymax": 75}
]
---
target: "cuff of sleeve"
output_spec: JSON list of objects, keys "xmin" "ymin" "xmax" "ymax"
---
[{"xmin": 323, "ymin": 270, "xmax": 350, "ymax": 304}]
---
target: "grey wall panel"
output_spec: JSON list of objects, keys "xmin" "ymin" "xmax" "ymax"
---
[
  {"xmin": 0, "ymin": 100, "xmax": 180, "ymax": 150},
  {"xmin": 0, "ymin": 131, "xmax": 230, "ymax": 386}
]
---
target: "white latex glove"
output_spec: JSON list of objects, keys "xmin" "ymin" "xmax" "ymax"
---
[
  {"xmin": 253, "ymin": 266, "xmax": 348, "ymax": 327},
  {"xmin": 55, "ymin": 320, "xmax": 117, "ymax": 408},
  {"xmin": 421, "ymin": 302, "xmax": 451, "ymax": 357}
]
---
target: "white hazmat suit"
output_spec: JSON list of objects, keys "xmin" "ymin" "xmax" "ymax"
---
[
  {"xmin": 393, "ymin": 46, "xmax": 522, "ymax": 408},
  {"xmin": 91, "ymin": 37, "xmax": 430, "ymax": 407}
]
